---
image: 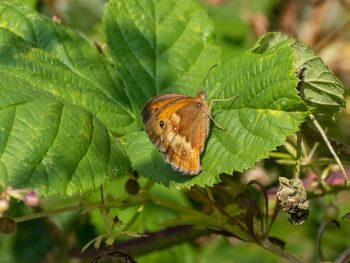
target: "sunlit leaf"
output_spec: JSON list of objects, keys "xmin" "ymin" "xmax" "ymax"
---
[{"xmin": 0, "ymin": 2, "xmax": 132, "ymax": 196}]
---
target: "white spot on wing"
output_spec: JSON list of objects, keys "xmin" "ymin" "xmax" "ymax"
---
[
  {"xmin": 171, "ymin": 134, "xmax": 192, "ymax": 153},
  {"xmin": 171, "ymin": 113, "xmax": 181, "ymax": 124}
]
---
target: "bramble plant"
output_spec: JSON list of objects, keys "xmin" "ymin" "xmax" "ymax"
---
[{"xmin": 0, "ymin": 0, "xmax": 349, "ymax": 262}]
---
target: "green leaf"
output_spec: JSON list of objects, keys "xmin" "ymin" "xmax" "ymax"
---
[
  {"xmin": 0, "ymin": 2, "xmax": 137, "ymax": 135},
  {"xmin": 0, "ymin": 0, "xmax": 339, "ymax": 191},
  {"xmin": 104, "ymin": 0, "xmax": 221, "ymax": 116},
  {"xmin": 123, "ymin": 41, "xmax": 308, "ymax": 187},
  {"xmin": 251, "ymin": 32, "xmax": 345, "ymax": 117},
  {"xmin": 0, "ymin": 2, "xmax": 131, "ymax": 196},
  {"xmin": 0, "ymin": 74, "xmax": 130, "ymax": 196},
  {"xmin": 107, "ymin": 0, "xmax": 309, "ymax": 187},
  {"xmin": 0, "ymin": 0, "xmax": 37, "ymax": 9}
]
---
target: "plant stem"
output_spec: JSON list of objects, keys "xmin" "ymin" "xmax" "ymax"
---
[
  {"xmin": 295, "ymin": 130, "xmax": 302, "ymax": 179},
  {"xmin": 334, "ymin": 245, "xmax": 350, "ymax": 263},
  {"xmin": 100, "ymin": 186, "xmax": 112, "ymax": 235},
  {"xmin": 302, "ymin": 124, "xmax": 350, "ymax": 156},
  {"xmin": 259, "ymin": 239, "xmax": 303, "ymax": 263},
  {"xmin": 142, "ymin": 179, "xmax": 155, "ymax": 192},
  {"xmin": 122, "ymin": 204, "xmax": 144, "ymax": 232},
  {"xmin": 77, "ymin": 225, "xmax": 208, "ymax": 258},
  {"xmin": 12, "ymin": 197, "xmax": 144, "ymax": 223},
  {"xmin": 309, "ymin": 113, "xmax": 348, "ymax": 184},
  {"xmin": 13, "ymin": 203, "xmax": 87, "ymax": 223}
]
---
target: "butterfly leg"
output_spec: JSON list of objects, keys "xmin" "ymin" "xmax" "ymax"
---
[
  {"xmin": 208, "ymin": 96, "xmax": 239, "ymax": 130},
  {"xmin": 207, "ymin": 113, "xmax": 226, "ymax": 130}
]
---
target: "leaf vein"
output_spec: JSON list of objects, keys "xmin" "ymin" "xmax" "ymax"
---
[
  {"xmin": 0, "ymin": 106, "xmax": 16, "ymax": 164},
  {"xmin": 65, "ymin": 112, "xmax": 94, "ymax": 194},
  {"xmin": 158, "ymin": 2, "xmax": 189, "ymax": 55},
  {"xmin": 25, "ymin": 103, "xmax": 64, "ymax": 187},
  {"xmin": 2, "ymin": 3, "xmax": 39, "ymax": 44}
]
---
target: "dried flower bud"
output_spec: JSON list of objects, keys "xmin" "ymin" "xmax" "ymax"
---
[
  {"xmin": 0, "ymin": 216, "xmax": 16, "ymax": 234},
  {"xmin": 124, "ymin": 179, "xmax": 140, "ymax": 195},
  {"xmin": 277, "ymin": 177, "xmax": 309, "ymax": 225},
  {"xmin": 23, "ymin": 191, "xmax": 39, "ymax": 207}
]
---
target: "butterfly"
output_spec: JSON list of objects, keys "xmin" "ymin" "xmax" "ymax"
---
[
  {"xmin": 142, "ymin": 64, "xmax": 237, "ymax": 175},
  {"xmin": 142, "ymin": 91, "xmax": 211, "ymax": 175}
]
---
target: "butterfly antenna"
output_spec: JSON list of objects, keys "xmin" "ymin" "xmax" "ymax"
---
[{"xmin": 200, "ymin": 64, "xmax": 218, "ymax": 90}]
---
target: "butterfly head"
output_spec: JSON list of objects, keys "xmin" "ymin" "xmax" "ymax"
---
[{"xmin": 197, "ymin": 90, "xmax": 206, "ymax": 100}]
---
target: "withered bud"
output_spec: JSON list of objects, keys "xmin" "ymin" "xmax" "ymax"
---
[
  {"xmin": 0, "ymin": 216, "xmax": 16, "ymax": 234},
  {"xmin": 277, "ymin": 177, "xmax": 309, "ymax": 225},
  {"xmin": 124, "ymin": 179, "xmax": 140, "ymax": 195}
]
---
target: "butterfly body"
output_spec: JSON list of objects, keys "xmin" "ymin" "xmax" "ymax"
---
[{"xmin": 142, "ymin": 92, "xmax": 210, "ymax": 175}]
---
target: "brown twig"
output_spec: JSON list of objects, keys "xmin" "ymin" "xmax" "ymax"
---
[{"xmin": 75, "ymin": 225, "xmax": 208, "ymax": 259}]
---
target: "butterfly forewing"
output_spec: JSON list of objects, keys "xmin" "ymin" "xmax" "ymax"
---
[
  {"xmin": 142, "ymin": 93, "xmax": 188, "ymax": 123},
  {"xmin": 142, "ymin": 93, "xmax": 189, "ymax": 149},
  {"xmin": 142, "ymin": 93, "xmax": 210, "ymax": 175}
]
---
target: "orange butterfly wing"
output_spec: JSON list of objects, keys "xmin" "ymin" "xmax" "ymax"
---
[{"xmin": 142, "ymin": 93, "xmax": 210, "ymax": 175}]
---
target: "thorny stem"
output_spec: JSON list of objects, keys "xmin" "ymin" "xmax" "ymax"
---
[
  {"xmin": 78, "ymin": 225, "xmax": 303, "ymax": 263},
  {"xmin": 297, "ymin": 65, "xmax": 347, "ymax": 184},
  {"xmin": 122, "ymin": 204, "xmax": 144, "ymax": 232},
  {"xmin": 295, "ymin": 130, "xmax": 302, "ymax": 179},
  {"xmin": 142, "ymin": 179, "xmax": 155, "ymax": 192},
  {"xmin": 309, "ymin": 113, "xmax": 348, "ymax": 185},
  {"xmin": 78, "ymin": 225, "xmax": 208, "ymax": 258},
  {"xmin": 334, "ymin": 245, "xmax": 350, "ymax": 263},
  {"xmin": 119, "ymin": 179, "xmax": 156, "ymax": 232},
  {"xmin": 190, "ymin": 188, "xmax": 247, "ymax": 231},
  {"xmin": 305, "ymin": 141, "xmax": 320, "ymax": 164},
  {"xmin": 12, "ymin": 197, "xmax": 144, "ymax": 223},
  {"xmin": 100, "ymin": 186, "xmax": 112, "ymax": 235},
  {"xmin": 13, "ymin": 203, "xmax": 87, "ymax": 223},
  {"xmin": 272, "ymin": 158, "xmax": 350, "ymax": 167},
  {"xmin": 149, "ymin": 193, "xmax": 250, "ymax": 240},
  {"xmin": 11, "ymin": 186, "xmax": 350, "ymax": 262},
  {"xmin": 259, "ymin": 239, "xmax": 303, "ymax": 263},
  {"xmin": 302, "ymin": 125, "xmax": 350, "ymax": 156}
]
